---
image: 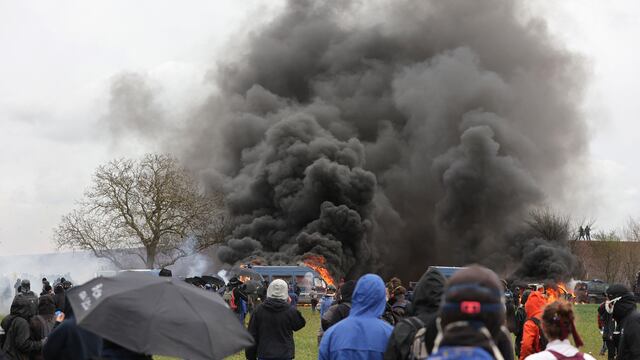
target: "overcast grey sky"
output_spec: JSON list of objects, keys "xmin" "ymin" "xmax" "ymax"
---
[{"xmin": 0, "ymin": 1, "xmax": 638, "ymax": 255}]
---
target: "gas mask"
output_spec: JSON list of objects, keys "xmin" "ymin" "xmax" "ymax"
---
[{"xmin": 605, "ymin": 296, "xmax": 621, "ymax": 314}]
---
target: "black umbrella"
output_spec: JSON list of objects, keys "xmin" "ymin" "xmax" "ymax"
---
[
  {"xmin": 201, "ymin": 275, "xmax": 226, "ymax": 289},
  {"xmin": 67, "ymin": 272, "xmax": 253, "ymax": 360}
]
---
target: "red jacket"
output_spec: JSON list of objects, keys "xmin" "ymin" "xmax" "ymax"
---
[{"xmin": 519, "ymin": 291, "xmax": 547, "ymax": 360}]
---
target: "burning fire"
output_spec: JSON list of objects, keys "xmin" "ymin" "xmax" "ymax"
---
[
  {"xmin": 545, "ymin": 282, "xmax": 575, "ymax": 303},
  {"xmin": 303, "ymin": 255, "xmax": 335, "ymax": 287}
]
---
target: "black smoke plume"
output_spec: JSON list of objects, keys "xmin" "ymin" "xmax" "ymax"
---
[{"xmin": 108, "ymin": 0, "xmax": 588, "ymax": 280}]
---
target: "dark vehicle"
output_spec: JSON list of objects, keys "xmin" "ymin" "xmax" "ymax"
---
[
  {"xmin": 251, "ymin": 265, "xmax": 328, "ymax": 304},
  {"xmin": 583, "ymin": 279, "xmax": 608, "ymax": 304}
]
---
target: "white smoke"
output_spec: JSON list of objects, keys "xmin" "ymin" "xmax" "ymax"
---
[{"xmin": 0, "ymin": 251, "xmax": 114, "ymax": 314}]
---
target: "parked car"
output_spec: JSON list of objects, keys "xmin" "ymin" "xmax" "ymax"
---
[{"xmin": 585, "ymin": 279, "xmax": 608, "ymax": 304}]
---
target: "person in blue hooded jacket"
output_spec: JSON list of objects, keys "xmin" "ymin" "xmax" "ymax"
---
[{"xmin": 319, "ymin": 274, "xmax": 393, "ymax": 360}]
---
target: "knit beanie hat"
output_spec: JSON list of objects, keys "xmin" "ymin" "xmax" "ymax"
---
[
  {"xmin": 440, "ymin": 265, "xmax": 505, "ymax": 336},
  {"xmin": 267, "ymin": 279, "xmax": 289, "ymax": 301}
]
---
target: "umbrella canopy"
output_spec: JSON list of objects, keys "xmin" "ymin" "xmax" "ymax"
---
[
  {"xmin": 67, "ymin": 272, "xmax": 253, "ymax": 360},
  {"xmin": 201, "ymin": 275, "xmax": 226, "ymax": 289}
]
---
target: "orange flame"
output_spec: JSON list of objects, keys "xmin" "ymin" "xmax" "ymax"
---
[
  {"xmin": 303, "ymin": 255, "xmax": 335, "ymax": 287},
  {"xmin": 545, "ymin": 282, "xmax": 575, "ymax": 304}
]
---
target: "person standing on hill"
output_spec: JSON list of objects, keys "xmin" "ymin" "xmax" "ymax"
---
[
  {"xmin": 319, "ymin": 274, "xmax": 393, "ymax": 360},
  {"xmin": 245, "ymin": 279, "xmax": 306, "ymax": 360}
]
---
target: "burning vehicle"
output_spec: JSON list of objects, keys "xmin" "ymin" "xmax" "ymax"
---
[{"xmin": 251, "ymin": 265, "xmax": 331, "ymax": 304}]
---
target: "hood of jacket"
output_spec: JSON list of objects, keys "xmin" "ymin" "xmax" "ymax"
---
[
  {"xmin": 606, "ymin": 283, "xmax": 637, "ymax": 322},
  {"xmin": 525, "ymin": 291, "xmax": 546, "ymax": 319},
  {"xmin": 349, "ymin": 274, "xmax": 387, "ymax": 318},
  {"xmin": 13, "ymin": 294, "xmax": 37, "ymax": 319},
  {"xmin": 410, "ymin": 268, "xmax": 446, "ymax": 316},
  {"xmin": 262, "ymin": 297, "xmax": 291, "ymax": 312}
]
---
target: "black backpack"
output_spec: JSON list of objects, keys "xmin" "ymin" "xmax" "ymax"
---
[{"xmin": 527, "ymin": 317, "xmax": 548, "ymax": 351}]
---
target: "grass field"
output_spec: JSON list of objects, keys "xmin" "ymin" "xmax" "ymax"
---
[
  {"xmin": 0, "ymin": 304, "xmax": 611, "ymax": 360},
  {"xmin": 157, "ymin": 304, "xmax": 609, "ymax": 360}
]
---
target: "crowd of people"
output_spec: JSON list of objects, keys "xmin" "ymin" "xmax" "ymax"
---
[
  {"xmin": 229, "ymin": 265, "xmax": 640, "ymax": 360},
  {"xmin": 0, "ymin": 277, "xmax": 75, "ymax": 360},
  {"xmin": 3, "ymin": 265, "xmax": 640, "ymax": 359}
]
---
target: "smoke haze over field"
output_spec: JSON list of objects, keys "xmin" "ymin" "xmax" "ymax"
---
[{"xmin": 107, "ymin": 0, "xmax": 589, "ymax": 280}]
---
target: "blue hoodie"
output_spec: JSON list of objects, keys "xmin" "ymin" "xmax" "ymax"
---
[{"xmin": 319, "ymin": 274, "xmax": 393, "ymax": 360}]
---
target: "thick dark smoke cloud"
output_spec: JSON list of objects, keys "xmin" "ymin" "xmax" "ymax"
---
[
  {"xmin": 108, "ymin": 0, "xmax": 588, "ymax": 280},
  {"xmin": 512, "ymin": 238, "xmax": 581, "ymax": 281}
]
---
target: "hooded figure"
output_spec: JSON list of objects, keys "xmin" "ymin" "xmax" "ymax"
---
[
  {"xmin": 30, "ymin": 294, "xmax": 57, "ymax": 360},
  {"xmin": 606, "ymin": 284, "xmax": 640, "ymax": 360},
  {"xmin": 384, "ymin": 267, "xmax": 445, "ymax": 360},
  {"xmin": 433, "ymin": 265, "xmax": 513, "ymax": 360},
  {"xmin": 321, "ymin": 280, "xmax": 356, "ymax": 331},
  {"xmin": 519, "ymin": 291, "xmax": 547, "ymax": 360},
  {"xmin": 1, "ymin": 294, "xmax": 43, "ymax": 360},
  {"xmin": 319, "ymin": 274, "xmax": 393, "ymax": 360},
  {"xmin": 245, "ymin": 279, "xmax": 306, "ymax": 360}
]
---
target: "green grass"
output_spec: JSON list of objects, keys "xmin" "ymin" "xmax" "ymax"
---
[{"xmin": 573, "ymin": 304, "xmax": 607, "ymax": 360}]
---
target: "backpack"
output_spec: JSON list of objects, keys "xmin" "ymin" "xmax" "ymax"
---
[
  {"xmin": 427, "ymin": 346, "xmax": 495, "ymax": 360},
  {"xmin": 514, "ymin": 307, "xmax": 526, "ymax": 337},
  {"xmin": 405, "ymin": 317, "xmax": 427, "ymax": 360},
  {"xmin": 527, "ymin": 318, "xmax": 548, "ymax": 351},
  {"xmin": 223, "ymin": 288, "xmax": 237, "ymax": 311},
  {"xmin": 547, "ymin": 350, "xmax": 585, "ymax": 360}
]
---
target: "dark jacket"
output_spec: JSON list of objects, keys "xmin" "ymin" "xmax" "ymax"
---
[
  {"xmin": 319, "ymin": 274, "xmax": 393, "ymax": 360},
  {"xmin": 384, "ymin": 268, "xmax": 445, "ymax": 360},
  {"xmin": 321, "ymin": 280, "xmax": 356, "ymax": 331},
  {"xmin": 390, "ymin": 297, "xmax": 410, "ymax": 319},
  {"xmin": 42, "ymin": 300, "xmax": 103, "ymax": 360},
  {"xmin": 29, "ymin": 315, "xmax": 55, "ymax": 360},
  {"xmin": 613, "ymin": 299, "xmax": 640, "ymax": 360},
  {"xmin": 514, "ymin": 290, "xmax": 531, "ymax": 357},
  {"xmin": 246, "ymin": 298, "xmax": 306, "ymax": 360},
  {"xmin": 1, "ymin": 295, "xmax": 42, "ymax": 360},
  {"xmin": 53, "ymin": 286, "xmax": 65, "ymax": 312}
]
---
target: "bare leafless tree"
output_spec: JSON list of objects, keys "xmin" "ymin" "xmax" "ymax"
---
[
  {"xmin": 590, "ymin": 238, "xmax": 622, "ymax": 284},
  {"xmin": 526, "ymin": 208, "xmax": 572, "ymax": 241},
  {"xmin": 625, "ymin": 218, "xmax": 640, "ymax": 242},
  {"xmin": 55, "ymin": 154, "xmax": 228, "ymax": 269}
]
